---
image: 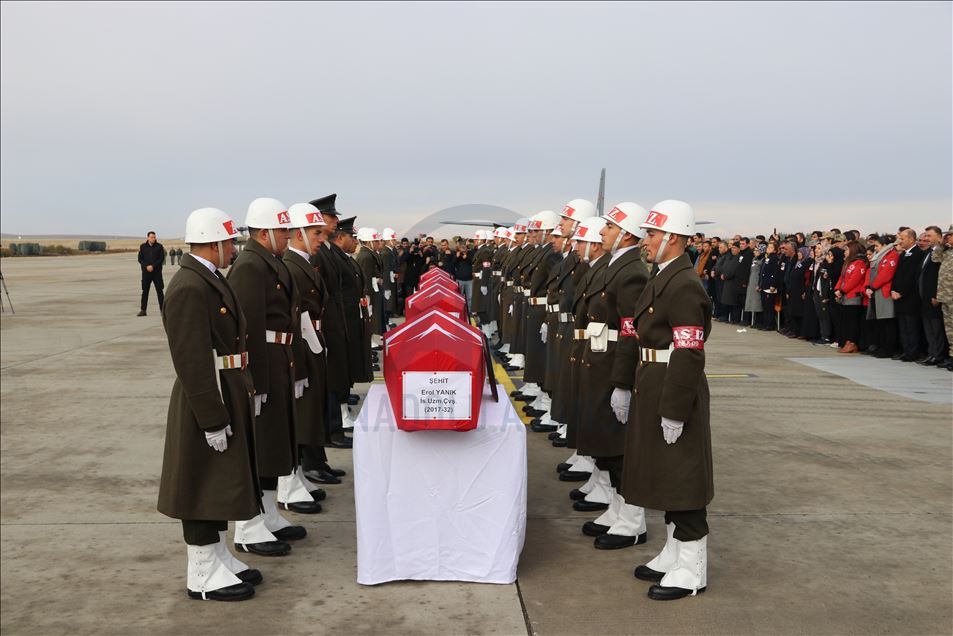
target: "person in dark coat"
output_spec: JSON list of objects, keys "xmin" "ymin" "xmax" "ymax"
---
[
  {"xmin": 718, "ymin": 243, "xmax": 743, "ymax": 323},
  {"xmin": 784, "ymin": 247, "xmax": 813, "ymax": 338},
  {"xmin": 758, "ymin": 243, "xmax": 781, "ymax": 330},
  {"xmin": 137, "ymin": 231, "xmax": 166, "ymax": 316},
  {"xmin": 891, "ymin": 228, "xmax": 924, "ymax": 361},
  {"xmin": 915, "ymin": 228, "xmax": 946, "ymax": 365},
  {"xmin": 228, "ymin": 198, "xmax": 310, "ymax": 555},
  {"xmin": 157, "ymin": 208, "xmax": 261, "ymax": 602},
  {"xmin": 624, "ymin": 200, "xmax": 713, "ymax": 602},
  {"xmin": 310, "ymin": 194, "xmax": 353, "ymax": 450}
]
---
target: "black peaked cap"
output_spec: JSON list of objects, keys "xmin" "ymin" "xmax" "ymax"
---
[{"xmin": 309, "ymin": 193, "xmax": 339, "ymax": 216}]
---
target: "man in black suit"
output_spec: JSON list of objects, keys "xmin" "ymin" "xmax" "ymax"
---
[
  {"xmin": 891, "ymin": 229, "xmax": 924, "ymax": 361},
  {"xmin": 137, "ymin": 231, "xmax": 166, "ymax": 316},
  {"xmin": 918, "ymin": 226, "xmax": 947, "ymax": 365}
]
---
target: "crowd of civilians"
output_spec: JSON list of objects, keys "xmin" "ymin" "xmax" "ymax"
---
[
  {"xmin": 688, "ymin": 225, "xmax": 953, "ymax": 370},
  {"xmin": 393, "ymin": 235, "xmax": 476, "ymax": 305}
]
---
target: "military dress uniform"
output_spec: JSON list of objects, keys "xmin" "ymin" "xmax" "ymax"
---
[
  {"xmin": 575, "ymin": 246, "xmax": 649, "ymax": 548},
  {"xmin": 488, "ymin": 241, "xmax": 508, "ymax": 337},
  {"xmin": 354, "ymin": 243, "xmax": 383, "ymax": 336},
  {"xmin": 498, "ymin": 243, "xmax": 523, "ymax": 352},
  {"xmin": 158, "ymin": 252, "xmax": 262, "ymax": 600},
  {"xmin": 314, "ymin": 239, "xmax": 352, "ymax": 447},
  {"xmin": 380, "ymin": 243, "xmax": 398, "ymax": 320},
  {"xmin": 228, "ymin": 239, "xmax": 309, "ymax": 550},
  {"xmin": 509, "ymin": 241, "xmax": 540, "ymax": 360},
  {"xmin": 522, "ymin": 242, "xmax": 560, "ymax": 391}
]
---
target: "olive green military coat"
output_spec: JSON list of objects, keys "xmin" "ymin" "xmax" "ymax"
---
[
  {"xmin": 227, "ymin": 240, "xmax": 297, "ymax": 479},
  {"xmin": 621, "ymin": 253, "xmax": 714, "ymax": 511},
  {"xmin": 523, "ymin": 243, "xmax": 561, "ymax": 385},
  {"xmin": 314, "ymin": 242, "xmax": 351, "ymax": 395},
  {"xmin": 576, "ymin": 248, "xmax": 649, "ymax": 457},
  {"xmin": 157, "ymin": 254, "xmax": 260, "ymax": 521}
]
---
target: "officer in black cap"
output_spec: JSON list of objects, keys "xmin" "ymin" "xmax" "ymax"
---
[{"xmin": 310, "ymin": 194, "xmax": 353, "ymax": 459}]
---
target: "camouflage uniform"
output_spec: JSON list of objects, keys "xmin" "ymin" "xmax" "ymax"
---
[{"xmin": 932, "ymin": 232, "xmax": 953, "ymax": 358}]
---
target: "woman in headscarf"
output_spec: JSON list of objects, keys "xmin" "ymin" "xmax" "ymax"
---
[
  {"xmin": 744, "ymin": 243, "xmax": 765, "ymax": 326},
  {"xmin": 864, "ymin": 234, "xmax": 898, "ymax": 358}
]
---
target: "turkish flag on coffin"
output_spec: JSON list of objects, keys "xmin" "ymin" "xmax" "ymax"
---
[
  {"xmin": 420, "ymin": 267, "xmax": 454, "ymax": 285},
  {"xmin": 418, "ymin": 277, "xmax": 460, "ymax": 294},
  {"xmin": 383, "ymin": 309, "xmax": 486, "ymax": 431},
  {"xmin": 405, "ymin": 286, "xmax": 467, "ymax": 322}
]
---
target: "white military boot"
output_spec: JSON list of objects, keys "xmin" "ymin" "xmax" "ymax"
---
[
  {"xmin": 341, "ymin": 404, "xmax": 356, "ymax": 430},
  {"xmin": 261, "ymin": 489, "xmax": 306, "ymax": 543},
  {"xmin": 276, "ymin": 468, "xmax": 321, "ymax": 513},
  {"xmin": 573, "ymin": 468, "xmax": 612, "ymax": 512},
  {"xmin": 593, "ymin": 495, "xmax": 647, "ymax": 549},
  {"xmin": 234, "ymin": 494, "xmax": 290, "ymax": 556},
  {"xmin": 186, "ymin": 544, "xmax": 252, "ymax": 601},
  {"xmin": 648, "ymin": 535, "xmax": 708, "ymax": 600},
  {"xmin": 635, "ymin": 523, "xmax": 678, "ymax": 582},
  {"xmin": 215, "ymin": 531, "xmax": 262, "ymax": 586},
  {"xmin": 582, "ymin": 487, "xmax": 621, "ymax": 536}
]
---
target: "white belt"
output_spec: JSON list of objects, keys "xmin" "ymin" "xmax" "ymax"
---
[
  {"xmin": 547, "ymin": 303, "xmax": 559, "ymax": 313},
  {"xmin": 559, "ymin": 312, "xmax": 572, "ymax": 323},
  {"xmin": 528, "ymin": 296, "xmax": 548, "ymax": 306},
  {"xmin": 473, "ymin": 271, "xmax": 482, "ymax": 279},
  {"xmin": 311, "ymin": 319, "xmax": 322, "ymax": 331},
  {"xmin": 215, "ymin": 351, "xmax": 248, "ymax": 370},
  {"xmin": 522, "ymin": 289, "xmax": 531, "ymax": 297},
  {"xmin": 266, "ymin": 330, "xmax": 294, "ymax": 345},
  {"xmin": 493, "ymin": 270, "xmax": 502, "ymax": 276},
  {"xmin": 641, "ymin": 346, "xmax": 673, "ymax": 363},
  {"xmin": 506, "ymin": 281, "xmax": 514, "ymax": 287}
]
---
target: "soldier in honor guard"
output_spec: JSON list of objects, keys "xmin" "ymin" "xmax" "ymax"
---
[
  {"xmin": 538, "ymin": 223, "xmax": 566, "ymax": 430},
  {"xmin": 354, "ymin": 227, "xmax": 385, "ymax": 348},
  {"xmin": 228, "ymin": 197, "xmax": 310, "ymax": 556},
  {"xmin": 471, "ymin": 230, "xmax": 493, "ymax": 334},
  {"xmin": 310, "ymin": 194, "xmax": 354, "ymax": 451},
  {"xmin": 516, "ymin": 211, "xmax": 562, "ymax": 422},
  {"xmin": 575, "ymin": 202, "xmax": 650, "ymax": 550},
  {"xmin": 334, "ymin": 217, "xmax": 375, "ymax": 389},
  {"xmin": 494, "ymin": 225, "xmax": 523, "ymax": 361},
  {"xmin": 380, "ymin": 228, "xmax": 399, "ymax": 329},
  {"xmin": 564, "ymin": 216, "xmax": 617, "ymax": 512},
  {"xmin": 487, "ymin": 227, "xmax": 511, "ymax": 345},
  {"xmin": 279, "ymin": 203, "xmax": 337, "ymax": 506},
  {"xmin": 157, "ymin": 207, "xmax": 262, "ymax": 602},
  {"xmin": 623, "ymin": 200, "xmax": 714, "ymax": 601},
  {"xmin": 498, "ymin": 219, "xmax": 532, "ymax": 371}
]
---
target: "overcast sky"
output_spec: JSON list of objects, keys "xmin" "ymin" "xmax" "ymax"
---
[{"xmin": 1, "ymin": 1, "xmax": 950, "ymax": 238}]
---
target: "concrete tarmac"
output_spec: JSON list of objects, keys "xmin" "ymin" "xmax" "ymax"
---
[{"xmin": 1, "ymin": 254, "xmax": 951, "ymax": 635}]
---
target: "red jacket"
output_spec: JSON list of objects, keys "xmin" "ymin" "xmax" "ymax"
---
[
  {"xmin": 868, "ymin": 248, "xmax": 898, "ymax": 298},
  {"xmin": 836, "ymin": 257, "xmax": 869, "ymax": 301}
]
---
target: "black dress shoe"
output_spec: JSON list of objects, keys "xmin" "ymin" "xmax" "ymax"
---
[
  {"xmin": 272, "ymin": 526, "xmax": 307, "ymax": 541},
  {"xmin": 280, "ymin": 500, "xmax": 322, "ymax": 514},
  {"xmin": 515, "ymin": 393, "xmax": 536, "ymax": 402},
  {"xmin": 347, "ymin": 394, "xmax": 360, "ymax": 405},
  {"xmin": 874, "ymin": 350, "xmax": 893, "ymax": 359},
  {"xmin": 136, "ymin": 310, "xmax": 147, "ymax": 317},
  {"xmin": 322, "ymin": 464, "xmax": 347, "ymax": 477},
  {"xmin": 556, "ymin": 462, "xmax": 572, "ymax": 473},
  {"xmin": 329, "ymin": 437, "xmax": 353, "ymax": 449},
  {"xmin": 236, "ymin": 569, "xmax": 263, "ymax": 586},
  {"xmin": 236, "ymin": 540, "xmax": 291, "ymax": 556},
  {"xmin": 559, "ymin": 470, "xmax": 590, "ymax": 482},
  {"xmin": 504, "ymin": 365, "xmax": 522, "ymax": 372},
  {"xmin": 918, "ymin": 356, "xmax": 938, "ymax": 366},
  {"xmin": 304, "ymin": 469, "xmax": 342, "ymax": 484},
  {"xmin": 648, "ymin": 584, "xmax": 706, "ymax": 601},
  {"xmin": 900, "ymin": 354, "xmax": 918, "ymax": 362},
  {"xmin": 573, "ymin": 499, "xmax": 609, "ymax": 512},
  {"xmin": 634, "ymin": 565, "xmax": 665, "ymax": 582},
  {"xmin": 569, "ymin": 489, "xmax": 587, "ymax": 501},
  {"xmin": 525, "ymin": 408, "xmax": 547, "ymax": 418},
  {"xmin": 891, "ymin": 352, "xmax": 905, "ymax": 360},
  {"xmin": 531, "ymin": 422, "xmax": 557, "ymax": 433},
  {"xmin": 552, "ymin": 438, "xmax": 567, "ymax": 448},
  {"xmin": 548, "ymin": 431, "xmax": 561, "ymax": 440},
  {"xmin": 594, "ymin": 532, "xmax": 647, "ymax": 550},
  {"xmin": 188, "ymin": 582, "xmax": 255, "ymax": 602},
  {"xmin": 373, "ymin": 364, "xmax": 381, "ymax": 372},
  {"xmin": 582, "ymin": 521, "xmax": 610, "ymax": 537}
]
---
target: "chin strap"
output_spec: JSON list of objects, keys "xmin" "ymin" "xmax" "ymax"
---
[
  {"xmin": 299, "ymin": 228, "xmax": 312, "ymax": 255},
  {"xmin": 267, "ymin": 229, "xmax": 279, "ymax": 254},
  {"xmin": 654, "ymin": 232, "xmax": 672, "ymax": 265},
  {"xmin": 610, "ymin": 230, "xmax": 626, "ymax": 255},
  {"xmin": 583, "ymin": 242, "xmax": 592, "ymax": 262},
  {"xmin": 216, "ymin": 240, "xmax": 227, "ymax": 269}
]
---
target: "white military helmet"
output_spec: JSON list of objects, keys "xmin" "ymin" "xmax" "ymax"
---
[
  {"xmin": 552, "ymin": 225, "xmax": 564, "ymax": 237},
  {"xmin": 513, "ymin": 218, "xmax": 530, "ymax": 234},
  {"xmin": 572, "ymin": 216, "xmax": 607, "ymax": 243},
  {"xmin": 246, "ymin": 197, "xmax": 290, "ymax": 229},
  {"xmin": 639, "ymin": 200, "xmax": 695, "ymax": 236},
  {"xmin": 505, "ymin": 227, "xmax": 516, "ymax": 241},
  {"xmin": 493, "ymin": 227, "xmax": 507, "ymax": 238},
  {"xmin": 288, "ymin": 202, "xmax": 326, "ymax": 228},
  {"xmin": 530, "ymin": 210, "xmax": 560, "ymax": 231},
  {"xmin": 356, "ymin": 227, "xmax": 378, "ymax": 242},
  {"xmin": 559, "ymin": 199, "xmax": 597, "ymax": 222},
  {"xmin": 605, "ymin": 202, "xmax": 648, "ymax": 239},
  {"xmin": 382, "ymin": 228, "xmax": 397, "ymax": 241},
  {"xmin": 184, "ymin": 207, "xmax": 240, "ymax": 244}
]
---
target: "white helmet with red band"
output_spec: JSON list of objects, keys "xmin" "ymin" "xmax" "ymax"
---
[
  {"xmin": 571, "ymin": 216, "xmax": 607, "ymax": 243},
  {"xmin": 530, "ymin": 210, "xmax": 560, "ymax": 231},
  {"xmin": 288, "ymin": 202, "xmax": 326, "ymax": 228},
  {"xmin": 356, "ymin": 227, "xmax": 379, "ymax": 242},
  {"xmin": 185, "ymin": 207, "xmax": 240, "ymax": 243},
  {"xmin": 639, "ymin": 200, "xmax": 695, "ymax": 236},
  {"xmin": 604, "ymin": 202, "xmax": 648, "ymax": 239},
  {"xmin": 246, "ymin": 197, "xmax": 290, "ymax": 229},
  {"xmin": 552, "ymin": 225, "xmax": 564, "ymax": 237},
  {"xmin": 493, "ymin": 227, "xmax": 508, "ymax": 238},
  {"xmin": 382, "ymin": 227, "xmax": 397, "ymax": 241},
  {"xmin": 513, "ymin": 218, "xmax": 530, "ymax": 234},
  {"xmin": 559, "ymin": 199, "xmax": 596, "ymax": 222}
]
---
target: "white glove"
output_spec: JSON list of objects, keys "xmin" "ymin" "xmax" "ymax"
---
[
  {"xmin": 254, "ymin": 394, "xmax": 267, "ymax": 416},
  {"xmin": 384, "ymin": 290, "xmax": 391, "ymax": 300},
  {"xmin": 205, "ymin": 425, "xmax": 232, "ymax": 452},
  {"xmin": 661, "ymin": 417, "xmax": 684, "ymax": 444},
  {"xmin": 540, "ymin": 323, "xmax": 548, "ymax": 343},
  {"xmin": 481, "ymin": 286, "xmax": 488, "ymax": 295},
  {"xmin": 294, "ymin": 378, "xmax": 308, "ymax": 399},
  {"xmin": 508, "ymin": 305, "xmax": 513, "ymax": 315},
  {"xmin": 610, "ymin": 388, "xmax": 631, "ymax": 424}
]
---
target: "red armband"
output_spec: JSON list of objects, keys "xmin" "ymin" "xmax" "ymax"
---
[
  {"xmin": 672, "ymin": 326, "xmax": 705, "ymax": 349},
  {"xmin": 620, "ymin": 317, "xmax": 637, "ymax": 337}
]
